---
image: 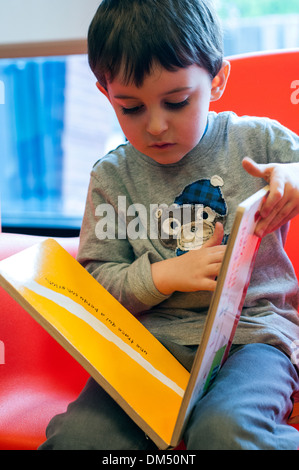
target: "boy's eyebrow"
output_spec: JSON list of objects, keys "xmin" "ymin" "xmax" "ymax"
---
[
  {"xmin": 163, "ymin": 86, "xmax": 192, "ymax": 96},
  {"xmin": 113, "ymin": 87, "xmax": 192, "ymax": 100}
]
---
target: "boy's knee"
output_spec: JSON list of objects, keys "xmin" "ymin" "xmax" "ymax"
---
[{"xmin": 185, "ymin": 404, "xmax": 247, "ymax": 450}]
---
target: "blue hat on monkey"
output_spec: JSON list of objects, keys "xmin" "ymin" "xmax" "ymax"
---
[{"xmin": 156, "ymin": 175, "xmax": 228, "ymax": 256}]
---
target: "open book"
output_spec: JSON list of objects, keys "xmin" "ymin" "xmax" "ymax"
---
[{"xmin": 0, "ymin": 186, "xmax": 268, "ymax": 449}]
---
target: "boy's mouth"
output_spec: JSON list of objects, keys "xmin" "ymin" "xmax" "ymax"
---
[{"xmin": 150, "ymin": 142, "xmax": 175, "ymax": 150}]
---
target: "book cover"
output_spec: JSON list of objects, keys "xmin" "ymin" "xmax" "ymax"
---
[
  {"xmin": 0, "ymin": 185, "xmax": 268, "ymax": 449},
  {"xmin": 171, "ymin": 185, "xmax": 269, "ymax": 444}
]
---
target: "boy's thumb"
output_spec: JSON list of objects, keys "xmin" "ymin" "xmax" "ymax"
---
[{"xmin": 204, "ymin": 222, "xmax": 224, "ymax": 247}]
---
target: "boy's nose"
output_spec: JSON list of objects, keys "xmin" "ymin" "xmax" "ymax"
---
[{"xmin": 146, "ymin": 112, "xmax": 168, "ymax": 136}]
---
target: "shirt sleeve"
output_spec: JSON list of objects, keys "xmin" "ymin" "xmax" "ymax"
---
[
  {"xmin": 77, "ymin": 171, "xmax": 170, "ymax": 315},
  {"xmin": 265, "ymin": 118, "xmax": 299, "ymax": 164}
]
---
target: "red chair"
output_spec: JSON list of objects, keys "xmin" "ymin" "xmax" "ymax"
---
[
  {"xmin": 210, "ymin": 49, "xmax": 299, "ymax": 285},
  {"xmin": 0, "ymin": 50, "xmax": 298, "ymax": 450},
  {"xmin": 211, "ymin": 49, "xmax": 299, "ymax": 281},
  {"xmin": 0, "ymin": 234, "xmax": 88, "ymax": 450},
  {"xmin": 210, "ymin": 48, "xmax": 299, "ymax": 432},
  {"xmin": 211, "ymin": 49, "xmax": 299, "ymax": 136}
]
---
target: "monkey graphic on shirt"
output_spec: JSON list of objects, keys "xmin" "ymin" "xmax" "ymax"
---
[{"xmin": 154, "ymin": 176, "xmax": 228, "ymax": 256}]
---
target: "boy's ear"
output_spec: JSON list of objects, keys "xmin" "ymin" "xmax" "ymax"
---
[
  {"xmin": 96, "ymin": 81, "xmax": 111, "ymax": 102},
  {"xmin": 210, "ymin": 60, "xmax": 231, "ymax": 102}
]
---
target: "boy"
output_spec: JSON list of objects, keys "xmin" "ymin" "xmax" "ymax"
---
[{"xmin": 39, "ymin": 0, "xmax": 299, "ymax": 450}]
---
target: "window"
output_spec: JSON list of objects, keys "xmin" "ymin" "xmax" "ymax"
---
[
  {"xmin": 216, "ymin": 0, "xmax": 299, "ymax": 55},
  {"xmin": 1, "ymin": 1, "xmax": 298, "ymax": 234},
  {"xmin": 0, "ymin": 54, "xmax": 123, "ymax": 234}
]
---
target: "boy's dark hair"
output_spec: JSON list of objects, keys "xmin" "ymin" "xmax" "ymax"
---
[{"xmin": 88, "ymin": 0, "xmax": 224, "ymax": 89}]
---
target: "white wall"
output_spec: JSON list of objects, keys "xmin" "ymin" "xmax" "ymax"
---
[{"xmin": 0, "ymin": 0, "xmax": 101, "ymax": 44}]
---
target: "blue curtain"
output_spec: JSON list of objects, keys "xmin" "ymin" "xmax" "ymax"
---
[{"xmin": 0, "ymin": 57, "xmax": 66, "ymax": 219}]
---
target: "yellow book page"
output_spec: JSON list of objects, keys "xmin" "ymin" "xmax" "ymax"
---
[{"xmin": 0, "ymin": 239, "xmax": 190, "ymax": 445}]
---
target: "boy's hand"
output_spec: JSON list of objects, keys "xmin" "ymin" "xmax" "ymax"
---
[
  {"xmin": 242, "ymin": 157, "xmax": 299, "ymax": 237},
  {"xmin": 151, "ymin": 223, "xmax": 226, "ymax": 295}
]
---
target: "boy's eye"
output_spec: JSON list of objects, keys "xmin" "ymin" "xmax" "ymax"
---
[
  {"xmin": 165, "ymin": 98, "xmax": 190, "ymax": 110},
  {"xmin": 121, "ymin": 98, "xmax": 190, "ymax": 116},
  {"xmin": 121, "ymin": 105, "xmax": 143, "ymax": 115}
]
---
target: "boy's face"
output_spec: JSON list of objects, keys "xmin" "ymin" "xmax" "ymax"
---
[{"xmin": 99, "ymin": 63, "xmax": 229, "ymax": 165}]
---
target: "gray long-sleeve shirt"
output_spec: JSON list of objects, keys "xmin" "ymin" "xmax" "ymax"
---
[{"xmin": 77, "ymin": 111, "xmax": 299, "ymax": 359}]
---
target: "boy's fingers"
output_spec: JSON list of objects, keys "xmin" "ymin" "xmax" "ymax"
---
[
  {"xmin": 269, "ymin": 207, "xmax": 299, "ymax": 234},
  {"xmin": 242, "ymin": 157, "xmax": 286, "ymax": 218},
  {"xmin": 242, "ymin": 157, "xmax": 272, "ymax": 180},
  {"xmin": 207, "ymin": 262, "xmax": 223, "ymax": 278},
  {"xmin": 255, "ymin": 198, "xmax": 295, "ymax": 237},
  {"xmin": 204, "ymin": 222, "xmax": 224, "ymax": 247},
  {"xmin": 202, "ymin": 279, "xmax": 218, "ymax": 292},
  {"xmin": 259, "ymin": 169, "xmax": 285, "ymax": 218}
]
